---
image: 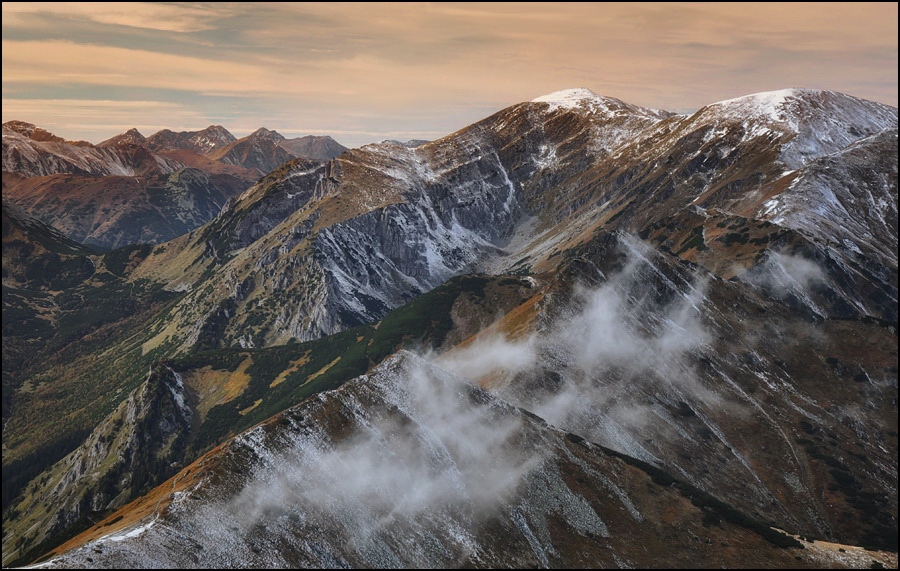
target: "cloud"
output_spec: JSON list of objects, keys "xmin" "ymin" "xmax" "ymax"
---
[
  {"xmin": 1, "ymin": 40, "xmax": 272, "ymax": 94},
  {"xmin": 737, "ymin": 251, "xmax": 828, "ymax": 316},
  {"xmin": 428, "ymin": 236, "xmax": 720, "ymax": 459},
  {"xmin": 227, "ymin": 357, "xmax": 540, "ymax": 535},
  {"xmin": 437, "ymin": 335, "xmax": 536, "ymax": 383},
  {"xmin": 2, "ymin": 2, "xmax": 227, "ymax": 33}
]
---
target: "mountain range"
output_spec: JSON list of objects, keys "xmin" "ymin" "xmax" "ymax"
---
[
  {"xmin": 2, "ymin": 123, "xmax": 346, "ymax": 249},
  {"xmin": 1, "ymin": 88, "xmax": 896, "ymax": 568}
]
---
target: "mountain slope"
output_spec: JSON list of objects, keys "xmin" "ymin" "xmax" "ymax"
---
[
  {"xmin": 3, "ymin": 167, "xmax": 254, "ymax": 250},
  {"xmin": 2, "ymin": 122, "xmax": 262, "ymax": 249},
  {"xmin": 1, "ymin": 274, "xmax": 538, "ymax": 567},
  {"xmin": 35, "ymin": 351, "xmax": 877, "ymax": 569},
  {"xmin": 3, "ymin": 122, "xmax": 350, "ymax": 249},
  {"xmin": 2, "ymin": 199, "xmax": 96, "ymax": 419},
  {"xmin": 125, "ymin": 88, "xmax": 896, "ymax": 352},
  {"xmin": 485, "ymin": 231, "xmax": 897, "ymax": 551},
  {"xmin": 756, "ymin": 127, "xmax": 898, "ymax": 265},
  {"xmin": 1, "ymin": 364, "xmax": 193, "ymax": 565}
]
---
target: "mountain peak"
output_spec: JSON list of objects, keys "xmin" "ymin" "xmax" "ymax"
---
[
  {"xmin": 531, "ymin": 87, "xmax": 601, "ymax": 108},
  {"xmin": 3, "ymin": 120, "xmax": 38, "ymax": 136},
  {"xmin": 700, "ymin": 88, "xmax": 897, "ymax": 168},
  {"xmin": 3, "ymin": 121, "xmax": 67, "ymax": 143},
  {"xmin": 709, "ymin": 88, "xmax": 813, "ymax": 122},
  {"xmin": 249, "ymin": 127, "xmax": 284, "ymax": 141},
  {"xmin": 277, "ymin": 134, "xmax": 347, "ymax": 160},
  {"xmin": 200, "ymin": 124, "xmax": 234, "ymax": 138},
  {"xmin": 98, "ymin": 128, "xmax": 146, "ymax": 147},
  {"xmin": 705, "ymin": 88, "xmax": 897, "ymax": 123},
  {"xmin": 194, "ymin": 125, "xmax": 237, "ymax": 145},
  {"xmin": 147, "ymin": 125, "xmax": 236, "ymax": 155},
  {"xmin": 529, "ymin": 88, "xmax": 671, "ymax": 121}
]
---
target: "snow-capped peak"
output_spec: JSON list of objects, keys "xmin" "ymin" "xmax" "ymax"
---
[
  {"xmin": 701, "ymin": 88, "xmax": 898, "ymax": 168},
  {"xmin": 531, "ymin": 88, "xmax": 601, "ymax": 109},
  {"xmin": 530, "ymin": 88, "xmax": 671, "ymax": 122},
  {"xmin": 708, "ymin": 88, "xmax": 808, "ymax": 123}
]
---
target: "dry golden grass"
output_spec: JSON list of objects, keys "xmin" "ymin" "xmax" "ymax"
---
[
  {"xmin": 306, "ymin": 356, "xmax": 341, "ymax": 383},
  {"xmin": 239, "ymin": 398, "xmax": 263, "ymax": 416},
  {"xmin": 269, "ymin": 351, "xmax": 311, "ymax": 388},
  {"xmin": 183, "ymin": 355, "xmax": 253, "ymax": 422}
]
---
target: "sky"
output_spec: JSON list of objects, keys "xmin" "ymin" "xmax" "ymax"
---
[{"xmin": 2, "ymin": 2, "xmax": 897, "ymax": 148}]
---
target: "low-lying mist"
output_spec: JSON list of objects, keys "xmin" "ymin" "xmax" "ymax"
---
[
  {"xmin": 438, "ymin": 237, "xmax": 723, "ymax": 459},
  {"xmin": 224, "ymin": 355, "xmax": 540, "ymax": 544}
]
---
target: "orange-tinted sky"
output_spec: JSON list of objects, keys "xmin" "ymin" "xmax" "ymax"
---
[{"xmin": 2, "ymin": 2, "xmax": 897, "ymax": 147}]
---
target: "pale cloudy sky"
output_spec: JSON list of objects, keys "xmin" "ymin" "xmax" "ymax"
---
[{"xmin": 2, "ymin": 2, "xmax": 897, "ymax": 148}]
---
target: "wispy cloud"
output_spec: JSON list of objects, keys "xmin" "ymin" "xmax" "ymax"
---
[
  {"xmin": 436, "ymin": 237, "xmax": 720, "ymax": 460},
  {"xmin": 227, "ymin": 356, "xmax": 540, "ymax": 535},
  {"xmin": 2, "ymin": 40, "xmax": 272, "ymax": 93},
  {"xmin": 2, "ymin": 2, "xmax": 228, "ymax": 33}
]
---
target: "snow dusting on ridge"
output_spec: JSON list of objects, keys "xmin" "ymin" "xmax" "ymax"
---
[{"xmin": 711, "ymin": 88, "xmax": 798, "ymax": 122}]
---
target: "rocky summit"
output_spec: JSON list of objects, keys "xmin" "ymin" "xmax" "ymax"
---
[{"xmin": 1, "ymin": 88, "xmax": 896, "ymax": 569}]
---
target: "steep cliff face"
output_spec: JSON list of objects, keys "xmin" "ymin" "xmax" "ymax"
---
[{"xmin": 1, "ymin": 365, "xmax": 193, "ymax": 567}]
